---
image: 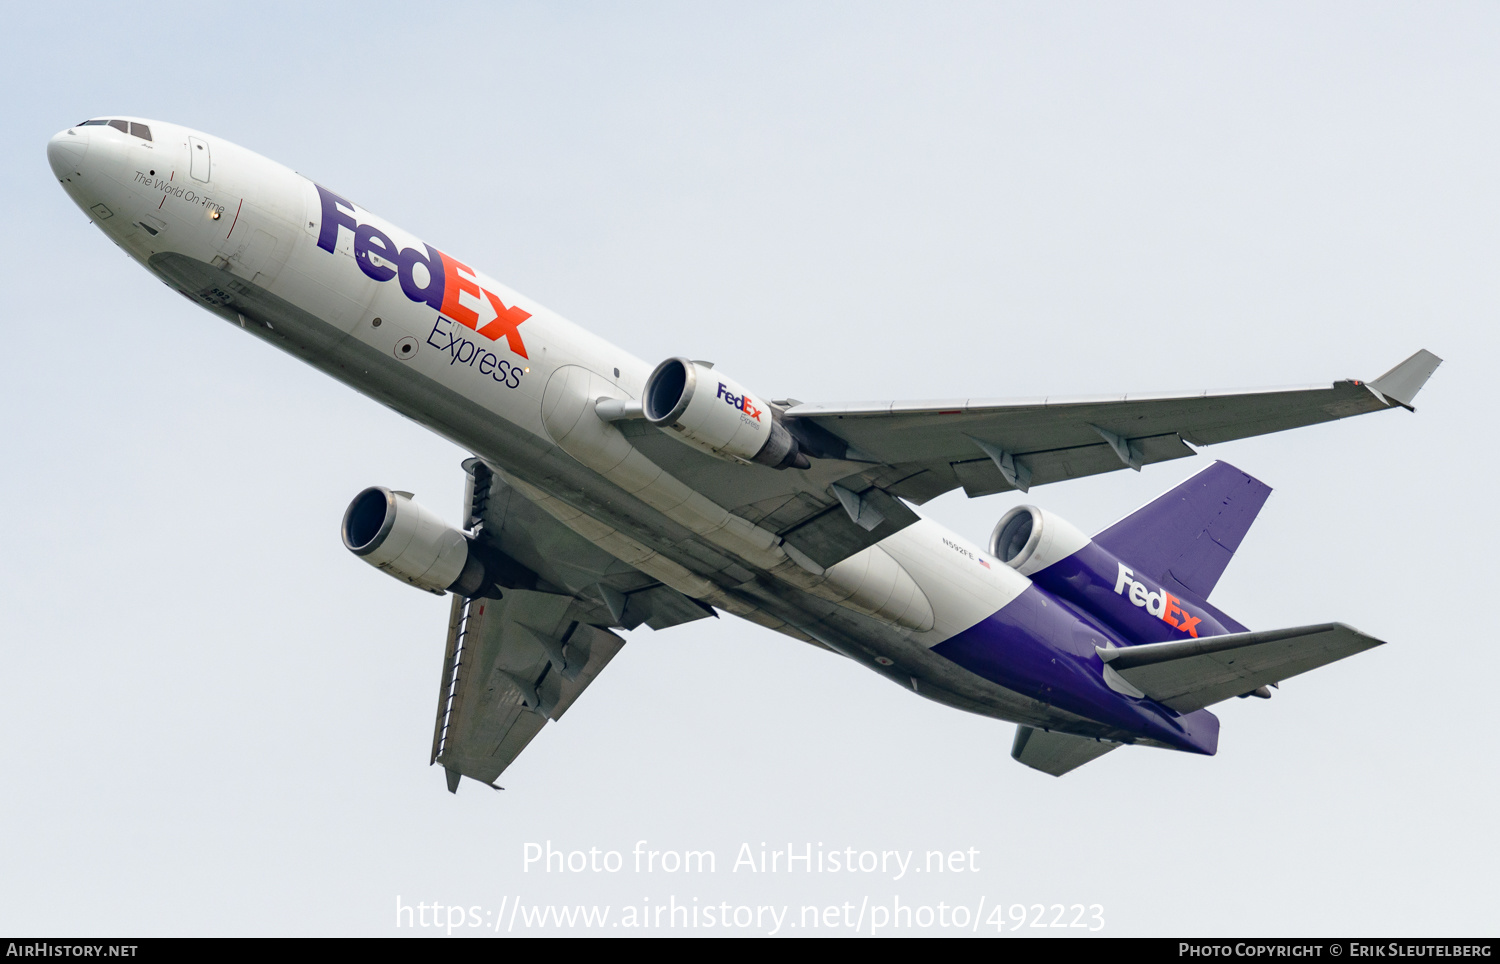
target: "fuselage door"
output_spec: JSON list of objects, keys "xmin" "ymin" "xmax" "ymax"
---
[{"xmin": 188, "ymin": 136, "xmax": 211, "ymax": 182}]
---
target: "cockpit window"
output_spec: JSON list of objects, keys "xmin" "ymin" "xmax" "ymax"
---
[{"xmin": 77, "ymin": 119, "xmax": 153, "ymax": 142}]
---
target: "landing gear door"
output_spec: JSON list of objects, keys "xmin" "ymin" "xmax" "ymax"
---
[{"xmin": 188, "ymin": 136, "xmax": 211, "ymax": 182}]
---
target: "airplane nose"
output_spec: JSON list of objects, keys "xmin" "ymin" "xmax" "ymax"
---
[{"xmin": 47, "ymin": 127, "xmax": 88, "ymax": 180}]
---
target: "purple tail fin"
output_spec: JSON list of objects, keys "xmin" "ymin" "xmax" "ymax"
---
[{"xmin": 1092, "ymin": 461, "xmax": 1271, "ymax": 600}]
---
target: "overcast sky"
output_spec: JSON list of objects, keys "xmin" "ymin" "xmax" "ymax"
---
[{"xmin": 3, "ymin": 2, "xmax": 1495, "ymax": 937}]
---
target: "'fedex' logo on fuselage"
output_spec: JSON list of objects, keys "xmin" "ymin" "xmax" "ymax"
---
[
  {"xmin": 1113, "ymin": 563, "xmax": 1202, "ymax": 637},
  {"xmin": 314, "ymin": 185, "xmax": 530, "ymax": 358},
  {"xmin": 716, "ymin": 382, "xmax": 762, "ymax": 421}
]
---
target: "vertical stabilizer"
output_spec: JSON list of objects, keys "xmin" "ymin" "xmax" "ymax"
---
[{"xmin": 1092, "ymin": 461, "xmax": 1270, "ymax": 600}]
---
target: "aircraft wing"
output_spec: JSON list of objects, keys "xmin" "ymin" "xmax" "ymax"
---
[
  {"xmin": 430, "ymin": 461, "xmax": 714, "ymax": 791},
  {"xmin": 1097, "ymin": 622, "xmax": 1385, "ymax": 714},
  {"xmin": 780, "ymin": 349, "xmax": 1442, "ymax": 501},
  {"xmin": 461, "ymin": 459, "xmax": 718, "ymax": 632},
  {"xmin": 619, "ymin": 351, "xmax": 1438, "ymax": 570},
  {"xmin": 431, "ymin": 589, "xmax": 627, "ymax": 790}
]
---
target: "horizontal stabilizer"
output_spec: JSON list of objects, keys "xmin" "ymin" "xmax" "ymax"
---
[
  {"xmin": 1099, "ymin": 622, "xmax": 1384, "ymax": 713},
  {"xmin": 1369, "ymin": 349, "xmax": 1442, "ymax": 409},
  {"xmin": 1011, "ymin": 725, "xmax": 1120, "ymax": 776}
]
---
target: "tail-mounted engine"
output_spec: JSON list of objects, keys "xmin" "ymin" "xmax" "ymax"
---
[
  {"xmin": 642, "ymin": 357, "xmax": 808, "ymax": 469},
  {"xmin": 341, "ymin": 486, "xmax": 499, "ymax": 597},
  {"xmin": 990, "ymin": 503, "xmax": 1234, "ymax": 644},
  {"xmin": 989, "ymin": 504, "xmax": 1090, "ymax": 575}
]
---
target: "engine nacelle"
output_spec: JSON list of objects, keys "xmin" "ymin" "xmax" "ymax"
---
[
  {"xmin": 989, "ymin": 504, "xmax": 1090, "ymax": 576},
  {"xmin": 341, "ymin": 487, "xmax": 492, "ymax": 597},
  {"xmin": 990, "ymin": 503, "xmax": 1238, "ymax": 644},
  {"xmin": 642, "ymin": 357, "xmax": 808, "ymax": 469}
]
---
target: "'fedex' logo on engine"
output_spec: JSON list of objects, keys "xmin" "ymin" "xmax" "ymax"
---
[
  {"xmin": 314, "ymin": 185, "xmax": 530, "ymax": 358},
  {"xmin": 716, "ymin": 382, "xmax": 762, "ymax": 421},
  {"xmin": 1113, "ymin": 563, "xmax": 1202, "ymax": 637}
]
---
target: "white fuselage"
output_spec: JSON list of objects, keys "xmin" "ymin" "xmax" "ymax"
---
[{"xmin": 48, "ymin": 117, "xmax": 1093, "ymax": 733}]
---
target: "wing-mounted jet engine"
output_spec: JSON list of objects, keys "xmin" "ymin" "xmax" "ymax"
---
[
  {"xmin": 342, "ymin": 486, "xmax": 505, "ymax": 598},
  {"xmin": 639, "ymin": 357, "xmax": 809, "ymax": 470}
]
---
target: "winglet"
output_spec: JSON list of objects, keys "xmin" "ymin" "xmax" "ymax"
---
[{"xmin": 1368, "ymin": 349, "xmax": 1442, "ymax": 410}]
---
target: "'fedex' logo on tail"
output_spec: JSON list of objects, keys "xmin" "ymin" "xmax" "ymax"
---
[
  {"xmin": 315, "ymin": 185, "xmax": 530, "ymax": 358},
  {"xmin": 1113, "ymin": 563, "xmax": 1201, "ymax": 637},
  {"xmin": 716, "ymin": 382, "xmax": 762, "ymax": 421}
]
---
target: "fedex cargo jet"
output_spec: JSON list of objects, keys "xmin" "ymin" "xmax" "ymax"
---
[{"xmin": 46, "ymin": 116, "xmax": 1441, "ymax": 785}]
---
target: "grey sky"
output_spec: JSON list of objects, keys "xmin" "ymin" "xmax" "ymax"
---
[{"xmin": 2, "ymin": 2, "xmax": 1494, "ymax": 936}]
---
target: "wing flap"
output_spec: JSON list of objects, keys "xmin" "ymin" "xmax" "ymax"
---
[
  {"xmin": 546, "ymin": 621, "xmax": 626, "ymax": 719},
  {"xmin": 1100, "ymin": 622, "xmax": 1384, "ymax": 713},
  {"xmin": 778, "ymin": 483, "xmax": 922, "ymax": 568},
  {"xmin": 949, "ymin": 432, "xmax": 1196, "ymax": 497},
  {"xmin": 625, "ymin": 584, "xmax": 717, "ymax": 630}
]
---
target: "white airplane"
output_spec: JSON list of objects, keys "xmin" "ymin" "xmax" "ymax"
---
[{"xmin": 47, "ymin": 117, "xmax": 1441, "ymax": 787}]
